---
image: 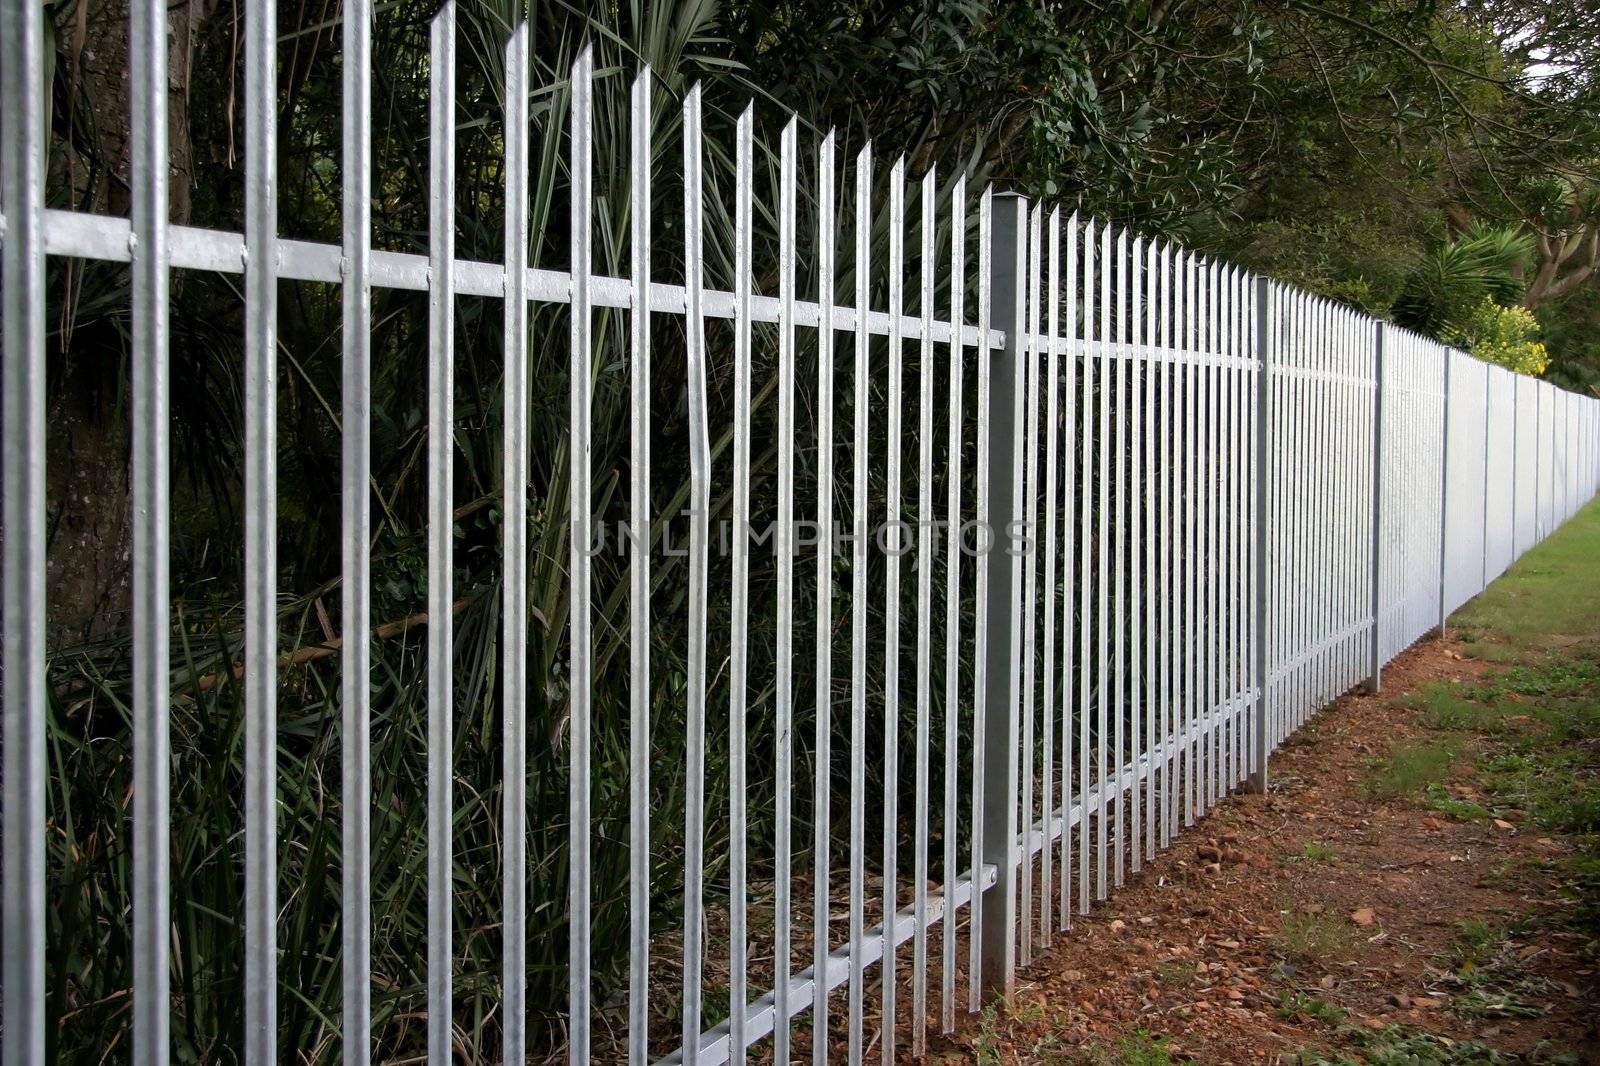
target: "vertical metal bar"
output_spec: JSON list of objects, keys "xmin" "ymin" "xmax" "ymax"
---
[
  {"xmin": 1203, "ymin": 260, "xmax": 1216, "ymax": 797},
  {"xmin": 1340, "ymin": 309, "xmax": 1354, "ymax": 692},
  {"xmin": 130, "ymin": 0, "xmax": 171, "ymax": 1055},
  {"xmin": 1228, "ymin": 270, "xmax": 1241, "ymax": 784},
  {"xmin": 1078, "ymin": 219, "xmax": 1093, "ymax": 918},
  {"xmin": 727, "ymin": 104, "xmax": 753, "ymax": 1066},
  {"xmin": 1058, "ymin": 212, "xmax": 1078, "ymax": 932},
  {"xmin": 1112, "ymin": 227, "xmax": 1127, "ymax": 888},
  {"xmin": 1131, "ymin": 237, "xmax": 1145, "ymax": 873},
  {"xmin": 680, "ymin": 82, "xmax": 710, "ymax": 1066},
  {"xmin": 1329, "ymin": 303, "xmax": 1341, "ymax": 699},
  {"xmin": 1366, "ymin": 321, "xmax": 1386, "ymax": 693},
  {"xmin": 568, "ymin": 48, "xmax": 595, "ymax": 1065},
  {"xmin": 1097, "ymin": 221, "xmax": 1111, "ymax": 899},
  {"xmin": 1297, "ymin": 299, "xmax": 1311, "ymax": 723},
  {"xmin": 940, "ymin": 170, "xmax": 966, "ymax": 1034},
  {"xmin": 1324, "ymin": 302, "xmax": 1337, "ymax": 688},
  {"xmin": 341, "ymin": 0, "xmax": 374, "ymax": 1050},
  {"xmin": 1041, "ymin": 206, "xmax": 1061, "ymax": 943},
  {"xmin": 1341, "ymin": 307, "xmax": 1355, "ymax": 687},
  {"xmin": 880, "ymin": 153, "xmax": 904, "ymax": 1063},
  {"xmin": 1274, "ymin": 304, "xmax": 1282, "ymax": 698},
  {"xmin": 1532, "ymin": 380, "xmax": 1540, "ymax": 543},
  {"xmin": 1436, "ymin": 352, "xmax": 1452, "ymax": 634},
  {"xmin": 1203, "ymin": 260, "xmax": 1209, "ymax": 809},
  {"xmin": 848, "ymin": 141, "xmax": 872, "ymax": 1056},
  {"xmin": 1203, "ymin": 264, "xmax": 1209, "ymax": 806},
  {"xmin": 1206, "ymin": 261, "xmax": 1220, "ymax": 809},
  {"xmin": 502, "ymin": 24, "xmax": 531, "ymax": 1063},
  {"xmin": 1171, "ymin": 251, "xmax": 1184, "ymax": 819},
  {"xmin": 0, "ymin": 2, "xmax": 45, "ymax": 1056},
  {"xmin": 1231, "ymin": 269, "xmax": 1244, "ymax": 784},
  {"xmin": 979, "ymin": 191, "xmax": 1027, "ymax": 997},
  {"xmin": 0, "ymin": 0, "xmax": 47, "ymax": 1055},
  {"xmin": 911, "ymin": 163, "xmax": 936, "ymax": 1060},
  {"xmin": 427, "ymin": 9, "xmax": 457, "ymax": 1063},
  {"xmin": 1184, "ymin": 252, "xmax": 1198, "ymax": 827},
  {"xmin": 1160, "ymin": 242, "xmax": 1175, "ymax": 847},
  {"xmin": 0, "ymin": 0, "xmax": 46, "ymax": 1059},
  {"xmin": 773, "ymin": 114, "xmax": 798, "ymax": 1066},
  {"xmin": 968, "ymin": 186, "xmax": 993, "ymax": 1012},
  {"xmin": 1511, "ymin": 375, "xmax": 1522, "ymax": 560},
  {"xmin": 243, "ymin": 0, "xmax": 279, "ymax": 1053},
  {"xmin": 625, "ymin": 60, "xmax": 654, "ymax": 1066},
  {"xmin": 1228, "ymin": 270, "xmax": 1241, "ymax": 781},
  {"xmin": 1018, "ymin": 202, "xmax": 1041, "ymax": 964},
  {"xmin": 1318, "ymin": 301, "xmax": 1333, "ymax": 705},
  {"xmin": 1290, "ymin": 297, "xmax": 1305, "ymax": 726},
  {"xmin": 1142, "ymin": 240, "xmax": 1157, "ymax": 854},
  {"xmin": 1249, "ymin": 277, "xmax": 1272, "ymax": 793},
  {"xmin": 1482, "ymin": 362, "xmax": 1491, "ymax": 592},
  {"xmin": 813, "ymin": 129, "xmax": 837, "ymax": 1061}
]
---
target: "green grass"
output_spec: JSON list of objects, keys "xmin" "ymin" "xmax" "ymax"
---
[
  {"xmin": 1296, "ymin": 1023, "xmax": 1541, "ymax": 1065},
  {"xmin": 973, "ymin": 1004, "xmax": 1004, "ymax": 1065},
  {"xmin": 1425, "ymin": 783, "xmax": 1496, "ymax": 822},
  {"xmin": 1407, "ymin": 683, "xmax": 1515, "ymax": 733},
  {"xmin": 1428, "ymin": 500, "xmax": 1600, "ymax": 954},
  {"xmin": 1451, "ymin": 500, "xmax": 1600, "ymax": 653},
  {"xmin": 1365, "ymin": 739, "xmax": 1463, "ymax": 797}
]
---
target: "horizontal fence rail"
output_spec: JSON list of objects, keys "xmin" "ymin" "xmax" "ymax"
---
[{"xmin": 5, "ymin": 6, "xmax": 1600, "ymax": 1065}]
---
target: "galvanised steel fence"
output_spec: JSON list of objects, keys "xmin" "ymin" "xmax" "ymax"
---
[{"xmin": 4, "ymin": 3, "xmax": 1600, "ymax": 1064}]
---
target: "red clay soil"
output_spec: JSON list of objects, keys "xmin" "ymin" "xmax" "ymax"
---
[{"xmin": 929, "ymin": 637, "xmax": 1599, "ymax": 1064}]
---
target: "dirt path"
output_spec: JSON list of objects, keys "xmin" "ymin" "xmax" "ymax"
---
[{"xmin": 931, "ymin": 635, "xmax": 1599, "ymax": 1064}]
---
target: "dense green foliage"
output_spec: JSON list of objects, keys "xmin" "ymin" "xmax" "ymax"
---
[{"xmin": 37, "ymin": 0, "xmax": 1599, "ymax": 1060}]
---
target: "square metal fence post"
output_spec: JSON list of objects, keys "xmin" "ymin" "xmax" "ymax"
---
[
  {"xmin": 978, "ymin": 192, "xmax": 1028, "ymax": 1000},
  {"xmin": 1249, "ymin": 276, "xmax": 1274, "ymax": 793},
  {"xmin": 1366, "ymin": 322, "xmax": 1388, "ymax": 694}
]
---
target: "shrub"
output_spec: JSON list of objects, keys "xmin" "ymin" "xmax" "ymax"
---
[{"xmin": 1457, "ymin": 297, "xmax": 1551, "ymax": 375}]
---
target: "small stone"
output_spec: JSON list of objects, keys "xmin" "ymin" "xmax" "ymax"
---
[
  {"xmin": 1387, "ymin": 993, "xmax": 1411, "ymax": 1008},
  {"xmin": 1320, "ymin": 975, "xmax": 1337, "ymax": 989},
  {"xmin": 1351, "ymin": 907, "xmax": 1377, "ymax": 926},
  {"xmin": 1493, "ymin": 819, "xmax": 1515, "ymax": 831}
]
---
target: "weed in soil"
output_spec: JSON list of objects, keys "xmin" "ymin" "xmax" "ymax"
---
[
  {"xmin": 1087, "ymin": 1031, "xmax": 1180, "ymax": 1066},
  {"xmin": 1276, "ymin": 911, "xmax": 1362, "ymax": 963},
  {"xmin": 1276, "ymin": 990, "xmax": 1348, "ymax": 1024},
  {"xmin": 1297, "ymin": 1023, "xmax": 1573, "ymax": 1065},
  {"xmin": 1298, "ymin": 840, "xmax": 1338, "ymax": 863}
]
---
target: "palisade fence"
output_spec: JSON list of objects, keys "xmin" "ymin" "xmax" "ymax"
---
[{"xmin": 3, "ymin": 3, "xmax": 1600, "ymax": 1065}]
